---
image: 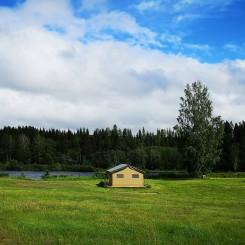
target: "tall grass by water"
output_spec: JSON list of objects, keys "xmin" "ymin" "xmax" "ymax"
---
[{"xmin": 0, "ymin": 176, "xmax": 244, "ymax": 244}]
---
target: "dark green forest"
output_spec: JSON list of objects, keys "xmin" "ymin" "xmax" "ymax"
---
[{"xmin": 0, "ymin": 121, "xmax": 244, "ymax": 172}]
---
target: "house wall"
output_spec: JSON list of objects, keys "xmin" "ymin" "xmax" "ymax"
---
[{"xmin": 111, "ymin": 167, "xmax": 144, "ymax": 187}]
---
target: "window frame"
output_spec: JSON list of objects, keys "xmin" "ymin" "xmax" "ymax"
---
[
  {"xmin": 117, "ymin": 174, "xmax": 124, "ymax": 178},
  {"xmin": 132, "ymin": 174, "xmax": 139, "ymax": 179}
]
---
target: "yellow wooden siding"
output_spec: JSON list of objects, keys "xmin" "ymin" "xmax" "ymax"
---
[{"xmin": 111, "ymin": 167, "xmax": 144, "ymax": 187}]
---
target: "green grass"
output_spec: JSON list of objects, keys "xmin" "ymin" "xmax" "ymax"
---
[{"xmin": 0, "ymin": 177, "xmax": 244, "ymax": 245}]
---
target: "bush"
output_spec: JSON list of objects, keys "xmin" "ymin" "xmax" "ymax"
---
[
  {"xmin": 96, "ymin": 181, "xmax": 108, "ymax": 188},
  {"xmin": 51, "ymin": 162, "xmax": 62, "ymax": 171},
  {"xmin": 17, "ymin": 172, "xmax": 26, "ymax": 179},
  {"xmin": 146, "ymin": 170, "xmax": 189, "ymax": 179},
  {"xmin": 6, "ymin": 159, "xmax": 23, "ymax": 171},
  {"xmin": 0, "ymin": 172, "xmax": 9, "ymax": 177},
  {"xmin": 79, "ymin": 164, "xmax": 95, "ymax": 172},
  {"xmin": 61, "ymin": 164, "xmax": 95, "ymax": 172},
  {"xmin": 41, "ymin": 171, "xmax": 52, "ymax": 179},
  {"xmin": 208, "ymin": 172, "xmax": 245, "ymax": 178},
  {"xmin": 94, "ymin": 172, "xmax": 106, "ymax": 179}
]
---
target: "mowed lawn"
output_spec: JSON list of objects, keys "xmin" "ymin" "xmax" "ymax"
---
[{"xmin": 0, "ymin": 177, "xmax": 244, "ymax": 245}]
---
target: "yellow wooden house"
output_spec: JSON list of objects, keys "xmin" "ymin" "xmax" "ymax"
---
[{"xmin": 106, "ymin": 164, "xmax": 145, "ymax": 187}]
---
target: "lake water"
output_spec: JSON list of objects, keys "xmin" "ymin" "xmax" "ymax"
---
[{"xmin": 0, "ymin": 171, "xmax": 95, "ymax": 179}]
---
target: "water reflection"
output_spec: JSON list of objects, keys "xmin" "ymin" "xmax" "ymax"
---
[{"xmin": 0, "ymin": 171, "xmax": 95, "ymax": 179}]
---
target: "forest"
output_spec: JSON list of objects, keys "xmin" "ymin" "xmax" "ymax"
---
[{"xmin": 0, "ymin": 121, "xmax": 244, "ymax": 172}]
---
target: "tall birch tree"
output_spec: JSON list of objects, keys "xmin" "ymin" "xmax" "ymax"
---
[{"xmin": 176, "ymin": 81, "xmax": 224, "ymax": 175}]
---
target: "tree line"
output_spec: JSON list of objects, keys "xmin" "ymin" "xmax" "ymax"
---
[
  {"xmin": 0, "ymin": 121, "xmax": 244, "ymax": 172},
  {"xmin": 0, "ymin": 81, "xmax": 244, "ymax": 175}
]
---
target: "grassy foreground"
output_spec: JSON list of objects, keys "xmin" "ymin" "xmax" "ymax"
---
[{"xmin": 0, "ymin": 177, "xmax": 244, "ymax": 245}]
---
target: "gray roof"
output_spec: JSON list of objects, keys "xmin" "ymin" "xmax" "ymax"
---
[{"xmin": 107, "ymin": 164, "xmax": 144, "ymax": 174}]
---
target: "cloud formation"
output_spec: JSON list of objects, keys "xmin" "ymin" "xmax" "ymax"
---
[
  {"xmin": 134, "ymin": 0, "xmax": 234, "ymax": 15},
  {"xmin": 0, "ymin": 0, "xmax": 244, "ymax": 132}
]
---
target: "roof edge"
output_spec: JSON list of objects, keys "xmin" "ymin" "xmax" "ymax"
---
[{"xmin": 107, "ymin": 164, "xmax": 144, "ymax": 174}]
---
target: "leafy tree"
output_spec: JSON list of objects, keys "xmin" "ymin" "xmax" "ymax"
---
[
  {"xmin": 230, "ymin": 143, "xmax": 240, "ymax": 172},
  {"xmin": 32, "ymin": 134, "xmax": 46, "ymax": 164},
  {"xmin": 128, "ymin": 148, "xmax": 147, "ymax": 169},
  {"xmin": 15, "ymin": 134, "xmax": 31, "ymax": 164},
  {"xmin": 175, "ymin": 81, "xmax": 224, "ymax": 175},
  {"xmin": 45, "ymin": 138, "xmax": 57, "ymax": 163},
  {"xmin": 146, "ymin": 147, "xmax": 162, "ymax": 169}
]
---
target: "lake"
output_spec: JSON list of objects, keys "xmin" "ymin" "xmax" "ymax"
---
[{"xmin": 0, "ymin": 171, "xmax": 95, "ymax": 179}]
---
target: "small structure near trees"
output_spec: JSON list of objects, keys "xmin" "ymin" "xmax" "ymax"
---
[{"xmin": 106, "ymin": 164, "xmax": 145, "ymax": 187}]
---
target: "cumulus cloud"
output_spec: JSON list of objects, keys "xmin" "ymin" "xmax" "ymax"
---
[{"xmin": 0, "ymin": 0, "xmax": 244, "ymax": 132}]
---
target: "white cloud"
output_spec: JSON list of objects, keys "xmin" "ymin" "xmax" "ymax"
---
[
  {"xmin": 173, "ymin": 0, "xmax": 234, "ymax": 12},
  {"xmin": 135, "ymin": 0, "xmax": 235, "ymax": 15},
  {"xmin": 161, "ymin": 33, "xmax": 182, "ymax": 45},
  {"xmin": 223, "ymin": 43, "xmax": 245, "ymax": 56},
  {"xmin": 224, "ymin": 44, "xmax": 238, "ymax": 52},
  {"xmin": 134, "ymin": 0, "xmax": 162, "ymax": 12},
  {"xmin": 76, "ymin": 0, "xmax": 108, "ymax": 12},
  {"xmin": 174, "ymin": 13, "xmax": 201, "ymax": 23},
  {"xmin": 184, "ymin": 43, "xmax": 210, "ymax": 51},
  {"xmin": 0, "ymin": 0, "xmax": 244, "ymax": 132},
  {"xmin": 84, "ymin": 11, "xmax": 159, "ymax": 47}
]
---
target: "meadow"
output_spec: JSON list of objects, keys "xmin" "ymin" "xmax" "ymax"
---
[{"xmin": 0, "ymin": 176, "xmax": 244, "ymax": 245}]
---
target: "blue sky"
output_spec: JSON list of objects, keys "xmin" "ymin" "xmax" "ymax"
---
[
  {"xmin": 0, "ymin": 0, "xmax": 244, "ymax": 131},
  {"xmin": 82, "ymin": 0, "xmax": 245, "ymax": 63},
  {"xmin": 1, "ymin": 0, "xmax": 245, "ymax": 62}
]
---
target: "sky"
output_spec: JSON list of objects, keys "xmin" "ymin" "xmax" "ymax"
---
[{"xmin": 0, "ymin": 0, "xmax": 244, "ymax": 133}]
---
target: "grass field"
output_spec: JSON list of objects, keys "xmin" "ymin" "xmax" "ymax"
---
[{"xmin": 0, "ymin": 176, "xmax": 244, "ymax": 245}]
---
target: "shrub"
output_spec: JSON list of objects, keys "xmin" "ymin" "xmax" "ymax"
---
[
  {"xmin": 94, "ymin": 172, "xmax": 106, "ymax": 179},
  {"xmin": 208, "ymin": 172, "xmax": 245, "ymax": 178},
  {"xmin": 6, "ymin": 159, "xmax": 22, "ymax": 171},
  {"xmin": 0, "ymin": 172, "xmax": 9, "ymax": 177},
  {"xmin": 51, "ymin": 162, "xmax": 62, "ymax": 171},
  {"xmin": 41, "ymin": 171, "xmax": 52, "ymax": 179},
  {"xmin": 17, "ymin": 172, "xmax": 26, "ymax": 179},
  {"xmin": 96, "ymin": 181, "xmax": 108, "ymax": 188},
  {"xmin": 146, "ymin": 170, "xmax": 190, "ymax": 179}
]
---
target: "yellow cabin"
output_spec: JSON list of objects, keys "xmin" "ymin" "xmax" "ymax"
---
[{"xmin": 107, "ymin": 164, "xmax": 145, "ymax": 187}]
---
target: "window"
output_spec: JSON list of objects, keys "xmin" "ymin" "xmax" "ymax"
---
[
  {"xmin": 132, "ymin": 174, "xmax": 139, "ymax": 178},
  {"xmin": 117, "ymin": 174, "xmax": 124, "ymax": 178}
]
